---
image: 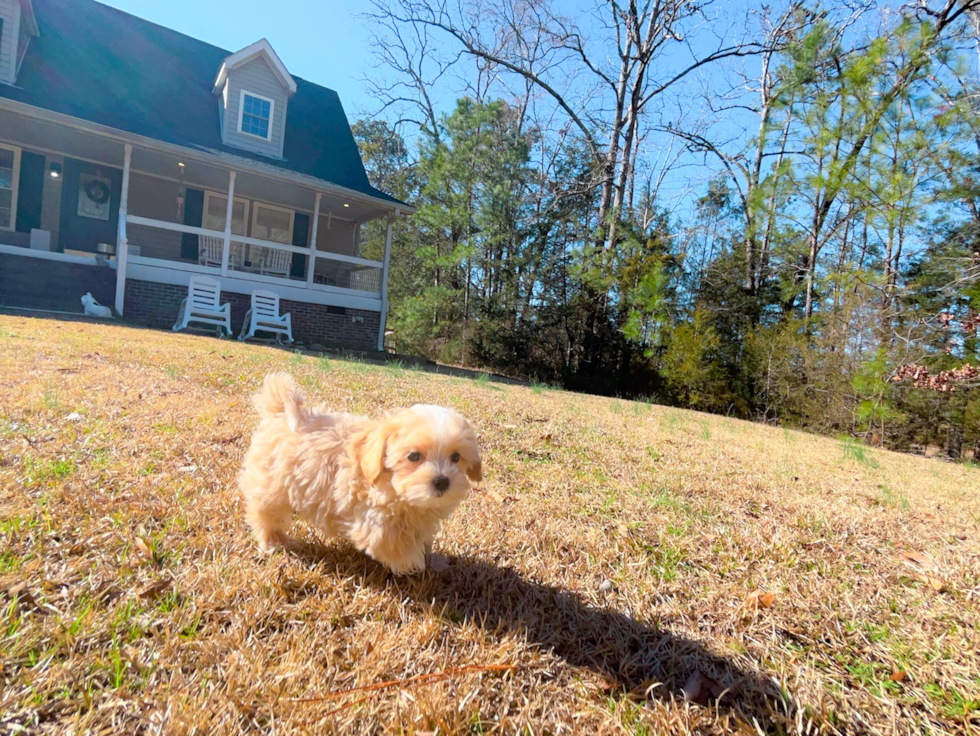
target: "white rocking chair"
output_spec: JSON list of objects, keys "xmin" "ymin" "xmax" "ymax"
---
[
  {"xmin": 172, "ymin": 275, "xmax": 232, "ymax": 336},
  {"xmin": 198, "ymin": 236, "xmax": 224, "ymax": 268},
  {"xmin": 259, "ymin": 246, "xmax": 292, "ymax": 278},
  {"xmin": 239, "ymin": 289, "xmax": 293, "ymax": 344},
  {"xmin": 230, "ymin": 241, "xmax": 248, "ymax": 270}
]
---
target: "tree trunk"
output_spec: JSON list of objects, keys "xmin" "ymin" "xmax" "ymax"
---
[
  {"xmin": 804, "ymin": 231, "xmax": 819, "ymax": 319},
  {"xmin": 947, "ymin": 422, "xmax": 964, "ymax": 461}
]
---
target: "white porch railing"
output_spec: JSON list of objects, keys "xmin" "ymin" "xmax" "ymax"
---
[{"xmin": 124, "ymin": 215, "xmax": 384, "ymax": 298}]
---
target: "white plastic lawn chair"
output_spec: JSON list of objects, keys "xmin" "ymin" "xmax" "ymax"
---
[
  {"xmin": 260, "ymin": 246, "xmax": 292, "ymax": 278},
  {"xmin": 172, "ymin": 275, "xmax": 232, "ymax": 336},
  {"xmin": 239, "ymin": 290, "xmax": 293, "ymax": 344}
]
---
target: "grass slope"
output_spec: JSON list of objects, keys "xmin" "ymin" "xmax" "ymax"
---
[{"xmin": 0, "ymin": 314, "xmax": 978, "ymax": 735}]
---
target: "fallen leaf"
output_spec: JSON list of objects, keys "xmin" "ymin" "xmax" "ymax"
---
[
  {"xmin": 744, "ymin": 590, "xmax": 776, "ymax": 609},
  {"xmin": 899, "ymin": 550, "xmax": 946, "ymax": 590},
  {"xmin": 899, "ymin": 550, "xmax": 937, "ymax": 570},
  {"xmin": 889, "ymin": 670, "xmax": 907, "ymax": 682},
  {"xmin": 920, "ymin": 575, "xmax": 946, "ymax": 593},
  {"xmin": 6, "ymin": 581, "xmax": 30, "ymax": 598},
  {"xmin": 616, "ymin": 523, "xmax": 630, "ymax": 538},
  {"xmin": 134, "ymin": 536, "xmax": 156, "ymax": 564},
  {"xmin": 597, "ymin": 677, "xmax": 617, "ymax": 693},
  {"xmin": 4, "ymin": 581, "xmax": 43, "ymax": 615},
  {"xmin": 683, "ymin": 670, "xmax": 726, "ymax": 707},
  {"xmin": 139, "ymin": 579, "xmax": 173, "ymax": 601},
  {"xmin": 482, "ymin": 488, "xmax": 517, "ymax": 504}
]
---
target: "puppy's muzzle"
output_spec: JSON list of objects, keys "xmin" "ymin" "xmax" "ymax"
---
[{"xmin": 433, "ymin": 476, "xmax": 450, "ymax": 494}]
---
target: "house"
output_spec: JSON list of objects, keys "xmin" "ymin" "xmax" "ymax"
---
[{"xmin": 0, "ymin": 0, "xmax": 409, "ymax": 350}]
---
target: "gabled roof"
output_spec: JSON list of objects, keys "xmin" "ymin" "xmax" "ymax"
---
[
  {"xmin": 213, "ymin": 39, "xmax": 297, "ymax": 96},
  {"xmin": 20, "ymin": 0, "xmax": 40, "ymax": 37},
  {"xmin": 0, "ymin": 0, "xmax": 405, "ymax": 207}
]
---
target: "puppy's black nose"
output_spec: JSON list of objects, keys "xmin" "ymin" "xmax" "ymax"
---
[{"xmin": 433, "ymin": 476, "xmax": 450, "ymax": 493}]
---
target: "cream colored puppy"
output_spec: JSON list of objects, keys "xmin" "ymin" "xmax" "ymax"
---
[{"xmin": 239, "ymin": 373, "xmax": 481, "ymax": 574}]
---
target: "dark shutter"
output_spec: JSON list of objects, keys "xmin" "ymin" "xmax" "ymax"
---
[
  {"xmin": 181, "ymin": 188, "xmax": 204, "ymax": 260},
  {"xmin": 16, "ymin": 151, "xmax": 46, "ymax": 233},
  {"xmin": 290, "ymin": 212, "xmax": 310, "ymax": 278}
]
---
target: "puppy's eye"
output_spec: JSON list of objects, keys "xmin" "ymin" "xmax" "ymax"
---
[
  {"xmin": 450, "ymin": 452, "xmax": 461, "ymax": 463},
  {"xmin": 408, "ymin": 451, "xmax": 422, "ymax": 462}
]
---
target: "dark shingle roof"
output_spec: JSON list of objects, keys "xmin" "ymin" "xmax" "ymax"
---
[{"xmin": 0, "ymin": 0, "xmax": 404, "ymax": 206}]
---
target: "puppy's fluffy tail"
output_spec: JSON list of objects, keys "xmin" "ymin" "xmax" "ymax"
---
[{"xmin": 253, "ymin": 372, "xmax": 305, "ymax": 431}]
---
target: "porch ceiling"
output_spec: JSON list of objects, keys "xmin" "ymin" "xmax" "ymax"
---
[
  {"xmin": 0, "ymin": 106, "xmax": 125, "ymax": 167},
  {"xmin": 130, "ymin": 148, "xmax": 389, "ymax": 221},
  {"xmin": 0, "ymin": 106, "xmax": 394, "ymax": 222}
]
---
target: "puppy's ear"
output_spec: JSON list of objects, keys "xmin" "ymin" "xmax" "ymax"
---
[
  {"xmin": 466, "ymin": 452, "xmax": 483, "ymax": 483},
  {"xmin": 356, "ymin": 420, "xmax": 392, "ymax": 485}
]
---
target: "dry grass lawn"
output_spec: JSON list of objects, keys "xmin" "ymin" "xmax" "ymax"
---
[{"xmin": 1, "ymin": 313, "xmax": 978, "ymax": 735}]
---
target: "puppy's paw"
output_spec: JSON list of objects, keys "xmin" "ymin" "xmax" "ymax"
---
[
  {"xmin": 255, "ymin": 529, "xmax": 291, "ymax": 554},
  {"xmin": 386, "ymin": 547, "xmax": 428, "ymax": 576}
]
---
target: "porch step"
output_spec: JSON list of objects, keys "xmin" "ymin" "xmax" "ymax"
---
[
  {"xmin": 0, "ymin": 306, "xmax": 116, "ymax": 323},
  {"xmin": 0, "ymin": 298, "xmax": 85, "ymax": 313},
  {"xmin": 0, "ymin": 250, "xmax": 116, "ymax": 314}
]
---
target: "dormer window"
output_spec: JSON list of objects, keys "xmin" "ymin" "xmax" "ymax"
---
[
  {"xmin": 213, "ymin": 39, "xmax": 296, "ymax": 158},
  {"xmin": 239, "ymin": 91, "xmax": 273, "ymax": 140}
]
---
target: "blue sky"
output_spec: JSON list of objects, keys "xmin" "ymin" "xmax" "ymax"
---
[
  {"xmin": 100, "ymin": 0, "xmax": 380, "ymax": 117},
  {"xmin": 94, "ymin": 0, "xmax": 783, "ymax": 212}
]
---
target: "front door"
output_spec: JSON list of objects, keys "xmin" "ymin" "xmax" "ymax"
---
[{"xmin": 58, "ymin": 158, "xmax": 122, "ymax": 254}]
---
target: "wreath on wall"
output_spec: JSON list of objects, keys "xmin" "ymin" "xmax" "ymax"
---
[{"xmin": 84, "ymin": 178, "xmax": 111, "ymax": 205}]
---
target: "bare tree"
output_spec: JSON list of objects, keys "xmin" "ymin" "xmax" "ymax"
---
[
  {"xmin": 366, "ymin": 0, "xmax": 777, "ymax": 251},
  {"xmin": 360, "ymin": 4, "xmax": 464, "ymax": 141}
]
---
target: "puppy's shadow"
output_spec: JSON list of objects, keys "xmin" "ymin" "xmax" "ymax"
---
[{"xmin": 288, "ymin": 542, "xmax": 793, "ymax": 731}]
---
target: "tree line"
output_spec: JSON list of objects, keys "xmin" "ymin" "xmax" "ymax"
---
[{"xmin": 354, "ymin": 0, "xmax": 980, "ymax": 460}]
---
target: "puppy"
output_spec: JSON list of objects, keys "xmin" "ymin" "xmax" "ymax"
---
[{"xmin": 239, "ymin": 373, "xmax": 481, "ymax": 574}]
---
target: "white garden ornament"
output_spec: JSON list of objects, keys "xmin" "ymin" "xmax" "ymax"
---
[{"xmin": 80, "ymin": 293, "xmax": 113, "ymax": 318}]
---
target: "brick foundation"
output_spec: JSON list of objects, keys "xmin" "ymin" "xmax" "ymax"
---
[
  {"xmin": 0, "ymin": 251, "xmax": 116, "ymax": 312},
  {"xmin": 123, "ymin": 278, "xmax": 380, "ymax": 351}
]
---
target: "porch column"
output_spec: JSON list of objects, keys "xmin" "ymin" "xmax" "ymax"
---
[
  {"xmin": 377, "ymin": 208, "xmax": 397, "ymax": 351},
  {"xmin": 113, "ymin": 143, "xmax": 133, "ymax": 316},
  {"xmin": 305, "ymin": 192, "xmax": 321, "ymax": 288},
  {"xmin": 220, "ymin": 171, "xmax": 236, "ymax": 276}
]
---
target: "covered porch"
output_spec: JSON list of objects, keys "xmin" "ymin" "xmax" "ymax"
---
[{"xmin": 0, "ymin": 100, "xmax": 402, "ymax": 349}]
